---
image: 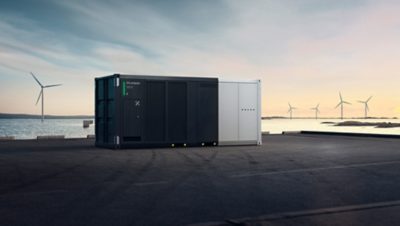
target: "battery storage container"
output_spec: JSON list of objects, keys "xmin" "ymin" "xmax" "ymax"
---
[
  {"xmin": 95, "ymin": 74, "xmax": 218, "ymax": 148},
  {"xmin": 95, "ymin": 74, "xmax": 261, "ymax": 149}
]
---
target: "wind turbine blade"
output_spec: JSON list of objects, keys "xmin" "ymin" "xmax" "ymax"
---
[
  {"xmin": 30, "ymin": 72, "xmax": 43, "ymax": 87},
  {"xmin": 357, "ymin": 100, "xmax": 365, "ymax": 103},
  {"xmin": 44, "ymin": 84, "xmax": 62, "ymax": 88},
  {"xmin": 335, "ymin": 102, "xmax": 341, "ymax": 109},
  {"xmin": 35, "ymin": 90, "xmax": 43, "ymax": 105},
  {"xmin": 343, "ymin": 101, "xmax": 351, "ymax": 105},
  {"xmin": 339, "ymin": 92, "xmax": 343, "ymax": 101},
  {"xmin": 316, "ymin": 103, "xmax": 320, "ymax": 108},
  {"xmin": 288, "ymin": 103, "xmax": 291, "ymax": 108},
  {"xmin": 367, "ymin": 96, "xmax": 373, "ymax": 102}
]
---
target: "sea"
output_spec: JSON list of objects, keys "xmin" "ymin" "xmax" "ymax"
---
[
  {"xmin": 0, "ymin": 118, "xmax": 399, "ymax": 139},
  {"xmin": 0, "ymin": 119, "xmax": 95, "ymax": 139},
  {"xmin": 263, "ymin": 118, "xmax": 400, "ymax": 135}
]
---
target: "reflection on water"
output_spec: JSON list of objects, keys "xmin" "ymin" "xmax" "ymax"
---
[
  {"xmin": 263, "ymin": 119, "xmax": 400, "ymax": 135},
  {"xmin": 0, "ymin": 119, "xmax": 94, "ymax": 139}
]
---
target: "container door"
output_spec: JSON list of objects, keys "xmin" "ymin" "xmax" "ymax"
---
[
  {"xmin": 122, "ymin": 80, "xmax": 143, "ymax": 142},
  {"xmin": 218, "ymin": 82, "xmax": 239, "ymax": 142},
  {"xmin": 238, "ymin": 83, "xmax": 258, "ymax": 141},
  {"xmin": 145, "ymin": 81, "xmax": 166, "ymax": 142},
  {"xmin": 197, "ymin": 82, "xmax": 218, "ymax": 142},
  {"xmin": 123, "ymin": 99, "xmax": 142, "ymax": 141},
  {"xmin": 167, "ymin": 82, "xmax": 187, "ymax": 142}
]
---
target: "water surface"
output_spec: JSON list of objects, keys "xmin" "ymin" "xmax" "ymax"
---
[
  {"xmin": 1, "ymin": 118, "xmax": 399, "ymax": 139},
  {"xmin": 0, "ymin": 119, "xmax": 94, "ymax": 139},
  {"xmin": 263, "ymin": 119, "xmax": 400, "ymax": 135}
]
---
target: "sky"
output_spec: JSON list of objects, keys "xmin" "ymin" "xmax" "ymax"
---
[{"xmin": 1, "ymin": 0, "xmax": 400, "ymax": 117}]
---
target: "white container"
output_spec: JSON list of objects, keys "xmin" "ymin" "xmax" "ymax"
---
[{"xmin": 218, "ymin": 80, "xmax": 262, "ymax": 145}]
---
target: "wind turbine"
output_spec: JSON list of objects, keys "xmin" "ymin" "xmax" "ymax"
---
[
  {"xmin": 335, "ymin": 92, "xmax": 351, "ymax": 120},
  {"xmin": 31, "ymin": 72, "xmax": 62, "ymax": 122},
  {"xmin": 288, "ymin": 103, "xmax": 297, "ymax": 120},
  {"xmin": 310, "ymin": 103, "xmax": 320, "ymax": 120},
  {"xmin": 358, "ymin": 96, "xmax": 372, "ymax": 119}
]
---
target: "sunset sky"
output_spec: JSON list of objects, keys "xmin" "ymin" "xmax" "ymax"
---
[{"xmin": 1, "ymin": 0, "xmax": 400, "ymax": 117}]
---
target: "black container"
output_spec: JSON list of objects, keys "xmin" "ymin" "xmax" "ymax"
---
[{"xmin": 95, "ymin": 74, "xmax": 218, "ymax": 149}]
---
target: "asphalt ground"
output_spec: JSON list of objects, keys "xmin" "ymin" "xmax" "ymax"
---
[{"xmin": 1, "ymin": 134, "xmax": 400, "ymax": 226}]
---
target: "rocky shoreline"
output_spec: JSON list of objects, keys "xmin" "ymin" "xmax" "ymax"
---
[{"xmin": 323, "ymin": 121, "xmax": 400, "ymax": 128}]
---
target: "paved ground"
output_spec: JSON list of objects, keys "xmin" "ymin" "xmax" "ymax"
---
[{"xmin": 1, "ymin": 134, "xmax": 400, "ymax": 226}]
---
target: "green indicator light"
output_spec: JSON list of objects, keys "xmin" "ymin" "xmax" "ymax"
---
[{"xmin": 122, "ymin": 81, "xmax": 126, "ymax": 96}]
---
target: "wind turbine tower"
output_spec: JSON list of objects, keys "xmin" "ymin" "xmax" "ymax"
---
[
  {"xmin": 31, "ymin": 72, "xmax": 62, "ymax": 122},
  {"xmin": 358, "ymin": 96, "xmax": 372, "ymax": 119},
  {"xmin": 288, "ymin": 103, "xmax": 297, "ymax": 120},
  {"xmin": 335, "ymin": 92, "xmax": 351, "ymax": 120},
  {"xmin": 310, "ymin": 103, "xmax": 320, "ymax": 120}
]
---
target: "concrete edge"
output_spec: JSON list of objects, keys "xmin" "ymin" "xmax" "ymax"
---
[
  {"xmin": 300, "ymin": 131, "xmax": 400, "ymax": 139},
  {"xmin": 218, "ymin": 140, "xmax": 259, "ymax": 146},
  {"xmin": 282, "ymin": 131, "xmax": 301, "ymax": 134},
  {"xmin": 0, "ymin": 136, "xmax": 15, "ymax": 141},
  {"xmin": 36, "ymin": 135, "xmax": 66, "ymax": 140}
]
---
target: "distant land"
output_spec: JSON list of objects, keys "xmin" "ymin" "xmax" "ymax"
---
[
  {"xmin": 1, "ymin": 113, "xmax": 397, "ymax": 120},
  {"xmin": 0, "ymin": 113, "xmax": 94, "ymax": 119},
  {"xmin": 334, "ymin": 121, "xmax": 400, "ymax": 128},
  {"xmin": 262, "ymin": 116, "xmax": 398, "ymax": 120}
]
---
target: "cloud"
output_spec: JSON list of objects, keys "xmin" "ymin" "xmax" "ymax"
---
[{"xmin": 1, "ymin": 0, "xmax": 400, "ymax": 116}]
